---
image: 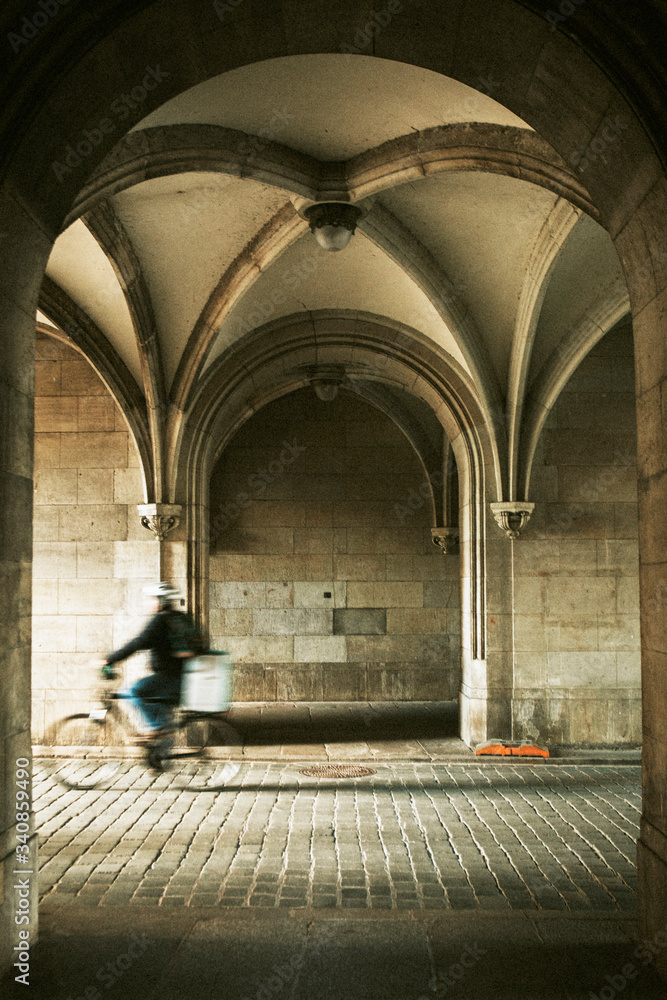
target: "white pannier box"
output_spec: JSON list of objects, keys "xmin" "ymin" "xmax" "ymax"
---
[{"xmin": 180, "ymin": 651, "xmax": 233, "ymax": 712}]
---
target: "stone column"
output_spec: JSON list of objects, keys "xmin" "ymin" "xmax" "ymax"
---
[
  {"xmin": 0, "ymin": 195, "xmax": 48, "ymax": 976},
  {"xmin": 633, "ymin": 237, "xmax": 667, "ymax": 977},
  {"xmin": 187, "ymin": 500, "xmax": 209, "ymax": 636},
  {"xmin": 459, "ymin": 484, "xmax": 515, "ymax": 746},
  {"xmin": 460, "ymin": 501, "xmax": 536, "ymax": 748},
  {"xmin": 136, "ymin": 503, "xmax": 206, "ymax": 630}
]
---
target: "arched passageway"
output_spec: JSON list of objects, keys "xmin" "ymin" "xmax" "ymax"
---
[
  {"xmin": 208, "ymin": 387, "xmax": 461, "ymax": 706},
  {"xmin": 2, "ymin": 0, "xmax": 667, "ymax": 990}
]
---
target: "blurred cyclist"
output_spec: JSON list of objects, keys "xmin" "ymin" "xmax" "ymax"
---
[{"xmin": 101, "ymin": 582, "xmax": 203, "ymax": 738}]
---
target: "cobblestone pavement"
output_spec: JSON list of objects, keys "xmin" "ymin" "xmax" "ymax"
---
[{"xmin": 35, "ymin": 762, "xmax": 640, "ymax": 913}]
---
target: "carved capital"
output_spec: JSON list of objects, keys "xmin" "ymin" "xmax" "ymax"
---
[
  {"xmin": 490, "ymin": 502, "xmax": 535, "ymax": 540},
  {"xmin": 137, "ymin": 503, "xmax": 182, "ymax": 541},
  {"xmin": 431, "ymin": 527, "xmax": 459, "ymax": 554}
]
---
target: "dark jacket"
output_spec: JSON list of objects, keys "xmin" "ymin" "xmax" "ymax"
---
[{"xmin": 106, "ymin": 610, "xmax": 200, "ymax": 676}]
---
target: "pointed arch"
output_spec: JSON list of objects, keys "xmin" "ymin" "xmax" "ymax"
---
[
  {"xmin": 519, "ymin": 279, "xmax": 631, "ymax": 497},
  {"xmin": 39, "ymin": 276, "xmax": 153, "ymax": 500},
  {"xmin": 506, "ymin": 197, "xmax": 582, "ymax": 499},
  {"xmin": 83, "ymin": 200, "xmax": 168, "ymax": 500},
  {"xmin": 172, "ymin": 312, "xmax": 492, "ymax": 680}
]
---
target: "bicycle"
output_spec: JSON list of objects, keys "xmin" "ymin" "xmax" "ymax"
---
[{"xmin": 51, "ymin": 669, "xmax": 243, "ymax": 792}]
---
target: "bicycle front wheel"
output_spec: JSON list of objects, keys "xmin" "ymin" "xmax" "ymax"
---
[{"xmin": 52, "ymin": 714, "xmax": 123, "ymax": 790}]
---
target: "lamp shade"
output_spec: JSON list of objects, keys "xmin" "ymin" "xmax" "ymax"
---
[
  {"xmin": 304, "ymin": 203, "xmax": 363, "ymax": 252},
  {"xmin": 312, "ymin": 380, "xmax": 339, "ymax": 401}
]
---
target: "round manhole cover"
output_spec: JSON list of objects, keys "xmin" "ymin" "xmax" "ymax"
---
[{"xmin": 299, "ymin": 764, "xmax": 377, "ymax": 778}]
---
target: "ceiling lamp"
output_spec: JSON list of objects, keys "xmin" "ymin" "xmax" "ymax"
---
[
  {"xmin": 312, "ymin": 380, "xmax": 340, "ymax": 402},
  {"xmin": 304, "ymin": 203, "xmax": 363, "ymax": 252}
]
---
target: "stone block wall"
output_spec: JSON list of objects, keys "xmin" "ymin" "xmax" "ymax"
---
[
  {"xmin": 31, "ymin": 332, "xmax": 158, "ymax": 742},
  {"xmin": 30, "ymin": 325, "xmax": 639, "ymax": 738},
  {"xmin": 209, "ymin": 388, "xmax": 460, "ymax": 701},
  {"xmin": 510, "ymin": 322, "xmax": 640, "ymax": 743}
]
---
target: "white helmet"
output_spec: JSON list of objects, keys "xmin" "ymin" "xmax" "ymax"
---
[{"xmin": 143, "ymin": 582, "xmax": 180, "ymax": 605}]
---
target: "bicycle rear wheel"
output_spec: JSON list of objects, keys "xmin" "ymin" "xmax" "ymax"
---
[{"xmin": 52, "ymin": 714, "xmax": 124, "ymax": 790}]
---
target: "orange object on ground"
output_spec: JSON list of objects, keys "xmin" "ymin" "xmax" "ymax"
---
[{"xmin": 475, "ymin": 740, "xmax": 549, "ymax": 757}]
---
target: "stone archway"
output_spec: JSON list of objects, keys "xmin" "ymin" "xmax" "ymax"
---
[
  {"xmin": 207, "ymin": 385, "xmax": 462, "ymax": 707},
  {"xmin": 174, "ymin": 312, "xmax": 511, "ymax": 751},
  {"xmin": 2, "ymin": 0, "xmax": 667, "ymax": 976}
]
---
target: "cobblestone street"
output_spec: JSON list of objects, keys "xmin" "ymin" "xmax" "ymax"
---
[{"xmin": 35, "ymin": 761, "xmax": 640, "ymax": 913}]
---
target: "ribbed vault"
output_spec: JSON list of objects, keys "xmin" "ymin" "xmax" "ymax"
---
[
  {"xmin": 40, "ymin": 60, "xmax": 629, "ymax": 510},
  {"xmin": 177, "ymin": 312, "xmax": 490, "ymax": 664}
]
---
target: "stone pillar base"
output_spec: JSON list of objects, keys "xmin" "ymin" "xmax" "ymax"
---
[
  {"xmin": 638, "ymin": 823, "xmax": 667, "ymax": 980},
  {"xmin": 460, "ymin": 690, "xmax": 486, "ymax": 747},
  {"xmin": 460, "ymin": 686, "xmax": 511, "ymax": 747}
]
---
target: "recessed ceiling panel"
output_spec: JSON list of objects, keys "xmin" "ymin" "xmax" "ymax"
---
[
  {"xmin": 380, "ymin": 172, "xmax": 560, "ymax": 383},
  {"xmin": 206, "ymin": 229, "xmax": 469, "ymax": 372},
  {"xmin": 46, "ymin": 219, "xmax": 142, "ymax": 385},
  {"xmin": 112, "ymin": 172, "xmax": 291, "ymax": 387},
  {"xmin": 134, "ymin": 55, "xmax": 531, "ymax": 161},
  {"xmin": 530, "ymin": 213, "xmax": 626, "ymax": 382}
]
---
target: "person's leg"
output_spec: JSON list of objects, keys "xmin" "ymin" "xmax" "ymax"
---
[
  {"xmin": 130, "ymin": 674, "xmax": 179, "ymax": 731},
  {"xmin": 160, "ymin": 674, "xmax": 182, "ymax": 726}
]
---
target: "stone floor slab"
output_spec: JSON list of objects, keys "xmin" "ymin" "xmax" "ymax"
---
[{"xmin": 4, "ymin": 908, "xmax": 666, "ymax": 1000}]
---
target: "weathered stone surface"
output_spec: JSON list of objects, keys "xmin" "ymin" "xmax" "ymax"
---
[
  {"xmin": 294, "ymin": 636, "xmax": 347, "ymax": 662},
  {"xmin": 208, "ymin": 391, "xmax": 461, "ymax": 700},
  {"xmin": 254, "ymin": 608, "xmax": 333, "ymax": 635},
  {"xmin": 31, "ymin": 336, "xmax": 155, "ymax": 744},
  {"xmin": 333, "ymin": 608, "xmax": 387, "ymax": 635}
]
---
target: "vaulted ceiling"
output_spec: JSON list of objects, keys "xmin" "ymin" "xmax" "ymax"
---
[{"xmin": 39, "ymin": 54, "xmax": 629, "ymax": 504}]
